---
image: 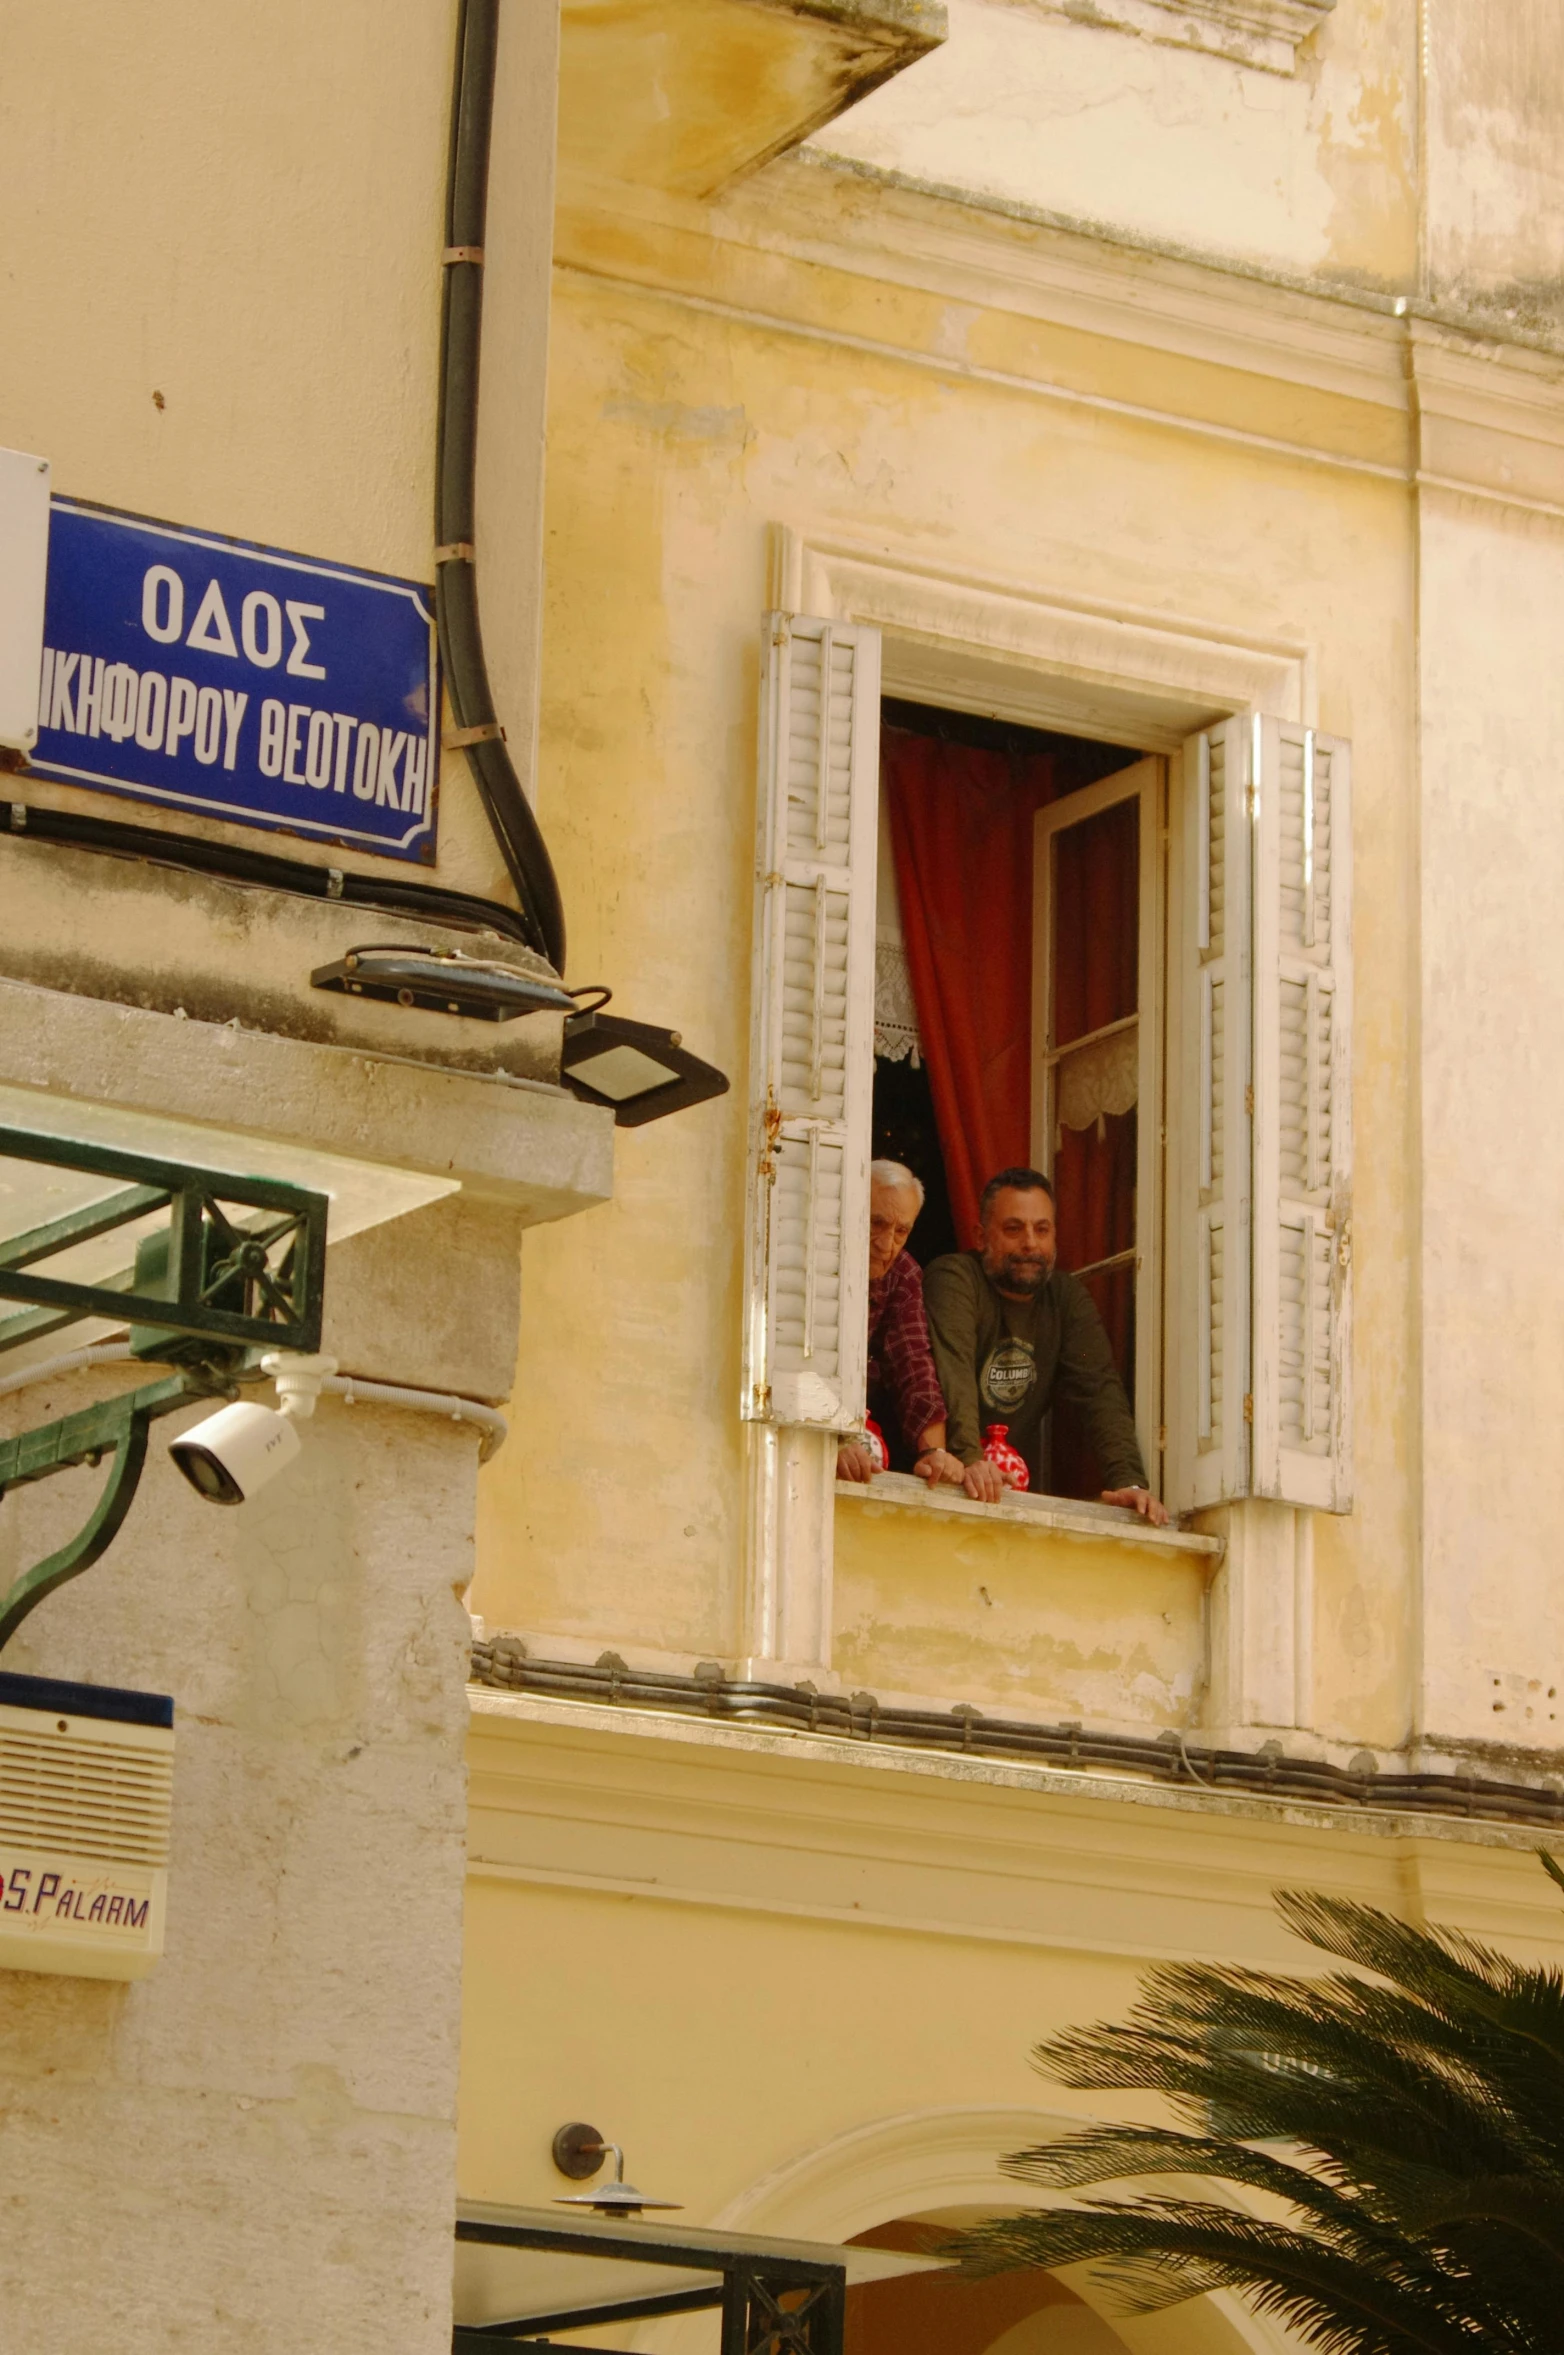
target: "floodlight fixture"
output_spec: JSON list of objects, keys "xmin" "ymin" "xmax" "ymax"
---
[
  {"xmin": 310, "ymin": 945, "xmax": 729, "ymax": 1127},
  {"xmin": 559, "ymin": 1011, "xmax": 729, "ymax": 1128}
]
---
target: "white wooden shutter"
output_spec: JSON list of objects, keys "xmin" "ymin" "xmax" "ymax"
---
[
  {"xmin": 741, "ymin": 614, "xmax": 879, "ymax": 1428},
  {"xmin": 1168, "ymin": 716, "xmax": 1353, "ymax": 1517},
  {"xmin": 1252, "ymin": 719, "xmax": 1353, "ymax": 1511},
  {"xmin": 1170, "ymin": 719, "xmax": 1252, "ymax": 1510}
]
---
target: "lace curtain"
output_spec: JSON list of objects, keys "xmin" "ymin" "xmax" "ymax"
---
[
  {"xmin": 1056, "ymin": 1024, "xmax": 1138, "ymax": 1141},
  {"xmin": 874, "ymin": 938, "xmax": 923, "ymax": 1065}
]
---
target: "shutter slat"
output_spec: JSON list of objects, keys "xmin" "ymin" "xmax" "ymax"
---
[{"xmin": 743, "ymin": 615, "xmax": 879, "ymax": 1428}]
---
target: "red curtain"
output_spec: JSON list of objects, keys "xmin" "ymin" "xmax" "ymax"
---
[
  {"xmin": 884, "ymin": 728, "xmax": 1057, "ymax": 1249},
  {"xmin": 884, "ymin": 727, "xmax": 1140, "ymax": 1497}
]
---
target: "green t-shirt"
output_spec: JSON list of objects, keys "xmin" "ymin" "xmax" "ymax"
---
[{"xmin": 922, "ymin": 1250, "xmax": 1147, "ymax": 1493}]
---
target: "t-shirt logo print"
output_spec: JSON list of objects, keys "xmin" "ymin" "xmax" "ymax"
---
[{"xmin": 981, "ymin": 1338, "xmax": 1036, "ymax": 1413}]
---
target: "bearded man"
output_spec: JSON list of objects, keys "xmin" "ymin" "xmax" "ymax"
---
[{"xmin": 923, "ymin": 1166, "xmax": 1168, "ymax": 1522}]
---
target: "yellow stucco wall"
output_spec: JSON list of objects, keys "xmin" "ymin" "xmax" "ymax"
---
[
  {"xmin": 474, "ymin": 173, "xmax": 1418, "ymax": 1752},
  {"xmin": 460, "ymin": 18, "xmax": 1564, "ymax": 2345},
  {"xmin": 458, "ymin": 1702, "xmax": 1564, "ymax": 2348}
]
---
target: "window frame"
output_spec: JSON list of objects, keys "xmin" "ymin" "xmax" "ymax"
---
[
  {"xmin": 743, "ymin": 532, "xmax": 1317, "ymax": 1676},
  {"xmin": 1031, "ymin": 756, "xmax": 1167, "ymax": 1496}
]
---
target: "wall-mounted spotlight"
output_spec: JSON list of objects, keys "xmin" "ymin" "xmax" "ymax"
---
[
  {"xmin": 311, "ymin": 946, "xmax": 729, "ymax": 1128},
  {"xmin": 310, "ymin": 943, "xmax": 577, "ymax": 1022}
]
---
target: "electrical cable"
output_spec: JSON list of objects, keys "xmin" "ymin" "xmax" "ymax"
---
[
  {"xmin": 468, "ymin": 1648, "xmax": 1564, "ymax": 1831},
  {"xmin": 436, "ymin": 0, "xmax": 567, "ymax": 971},
  {"xmin": 0, "ymin": 1342, "xmax": 509, "ymax": 1461},
  {"xmin": 1, "ymin": 799, "xmax": 543, "ymax": 949}
]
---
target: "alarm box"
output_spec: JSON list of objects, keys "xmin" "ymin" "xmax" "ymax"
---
[{"xmin": 0, "ymin": 1671, "xmax": 173, "ymax": 1979}]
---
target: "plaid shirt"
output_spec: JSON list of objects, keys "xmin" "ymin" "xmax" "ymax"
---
[{"xmin": 867, "ymin": 1249, "xmax": 948, "ymax": 1458}]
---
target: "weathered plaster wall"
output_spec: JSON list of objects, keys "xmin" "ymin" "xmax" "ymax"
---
[
  {"xmin": 0, "ymin": 1238, "xmax": 479, "ymax": 2351},
  {"xmin": 1425, "ymin": 0, "xmax": 1564, "ymax": 334},
  {"xmin": 0, "ymin": 963, "xmax": 615, "ymax": 2353},
  {"xmin": 833, "ymin": 1497, "xmax": 1210, "ymax": 1727},
  {"xmin": 805, "ymin": 0, "xmax": 1418, "ymax": 291},
  {"xmin": 0, "ymin": 6, "xmax": 583, "ymax": 2337},
  {"xmin": 1416, "ymin": 489, "xmax": 1564, "ymax": 1752},
  {"xmin": 474, "ymin": 205, "xmax": 1418, "ymax": 1758}
]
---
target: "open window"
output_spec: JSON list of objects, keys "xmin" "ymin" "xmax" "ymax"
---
[{"xmin": 744, "ymin": 613, "xmax": 1352, "ymax": 1519}]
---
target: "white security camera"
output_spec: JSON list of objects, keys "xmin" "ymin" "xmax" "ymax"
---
[{"xmin": 168, "ymin": 1400, "xmax": 302, "ymax": 1506}]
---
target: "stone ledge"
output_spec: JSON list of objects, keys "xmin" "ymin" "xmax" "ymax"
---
[
  {"xmin": 466, "ymin": 1687, "xmax": 1558, "ymax": 1854},
  {"xmin": 559, "ymin": 0, "xmax": 946, "ymax": 201},
  {"xmin": 0, "ymin": 977, "xmax": 614, "ymax": 1226},
  {"xmin": 836, "ymin": 1469, "xmax": 1223, "ymax": 1559}
]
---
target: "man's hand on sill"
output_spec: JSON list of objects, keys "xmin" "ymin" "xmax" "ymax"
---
[
  {"xmin": 838, "ymin": 1440, "xmax": 967, "ymax": 1487},
  {"xmin": 1102, "ymin": 1485, "xmax": 1170, "ymax": 1528},
  {"xmin": 951, "ymin": 1458, "xmax": 1170, "ymax": 1523},
  {"xmin": 836, "ymin": 1440, "xmax": 878, "ymax": 1485},
  {"xmin": 961, "ymin": 1457, "xmax": 1007, "ymax": 1504}
]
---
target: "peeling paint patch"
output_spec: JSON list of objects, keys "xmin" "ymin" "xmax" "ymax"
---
[{"xmin": 602, "ymin": 396, "xmax": 752, "ymax": 449}]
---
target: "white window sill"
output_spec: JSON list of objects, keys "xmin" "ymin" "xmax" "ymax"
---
[{"xmin": 835, "ymin": 1471, "xmax": 1223, "ymax": 1561}]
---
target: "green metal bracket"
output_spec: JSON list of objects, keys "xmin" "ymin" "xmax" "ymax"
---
[
  {"xmin": 0, "ymin": 1125, "xmax": 328, "ymax": 1359},
  {"xmin": 0, "ymin": 1370, "xmax": 233, "ymax": 1652},
  {"xmin": 0, "ymin": 1123, "xmax": 332, "ymax": 1653}
]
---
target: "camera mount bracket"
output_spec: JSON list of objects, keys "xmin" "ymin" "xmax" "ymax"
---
[{"xmin": 0, "ymin": 1367, "xmax": 238, "ymax": 1653}]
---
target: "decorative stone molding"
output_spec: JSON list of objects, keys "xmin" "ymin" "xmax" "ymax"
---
[{"xmin": 1020, "ymin": 0, "xmax": 1335, "ymax": 77}]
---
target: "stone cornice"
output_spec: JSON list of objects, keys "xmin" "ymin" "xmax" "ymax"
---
[
  {"xmin": 560, "ymin": 155, "xmax": 1407, "ymax": 433},
  {"xmin": 467, "ymin": 1692, "xmax": 1564, "ymax": 1975},
  {"xmin": 557, "ymin": 154, "xmax": 1564, "ymax": 516}
]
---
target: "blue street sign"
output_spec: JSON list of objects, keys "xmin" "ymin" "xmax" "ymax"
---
[{"xmin": 29, "ymin": 500, "xmax": 439, "ymax": 863}]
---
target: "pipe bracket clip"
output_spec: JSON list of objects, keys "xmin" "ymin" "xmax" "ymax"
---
[
  {"xmin": 434, "ymin": 542, "xmax": 475, "ymax": 565},
  {"xmin": 443, "ymin": 245, "xmax": 485, "ymax": 265},
  {"xmin": 443, "ymin": 721, "xmax": 506, "ymax": 750}
]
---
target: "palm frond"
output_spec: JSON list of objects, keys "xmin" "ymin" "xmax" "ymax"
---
[
  {"xmin": 952, "ymin": 1854, "xmax": 1564, "ymax": 2353},
  {"xmin": 953, "ymin": 2198, "xmax": 1517, "ymax": 2352}
]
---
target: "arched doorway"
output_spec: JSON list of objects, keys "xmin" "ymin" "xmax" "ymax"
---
[
  {"xmin": 848, "ymin": 2213, "xmax": 1134, "ymax": 2354},
  {"xmin": 669, "ymin": 2108, "xmax": 1289, "ymax": 2355}
]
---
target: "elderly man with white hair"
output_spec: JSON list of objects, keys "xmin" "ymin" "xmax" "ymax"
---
[{"xmin": 836, "ymin": 1160, "xmax": 966, "ymax": 1489}]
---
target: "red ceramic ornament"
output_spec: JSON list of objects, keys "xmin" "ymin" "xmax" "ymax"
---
[
  {"xmin": 982, "ymin": 1423, "xmax": 1029, "ymax": 1492},
  {"xmin": 862, "ymin": 1415, "xmax": 889, "ymax": 1473}
]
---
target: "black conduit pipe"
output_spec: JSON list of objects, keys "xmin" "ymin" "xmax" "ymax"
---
[
  {"xmin": 437, "ymin": 0, "xmax": 567, "ymax": 973},
  {"xmin": 0, "ymin": 799, "xmax": 542, "ymax": 949}
]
